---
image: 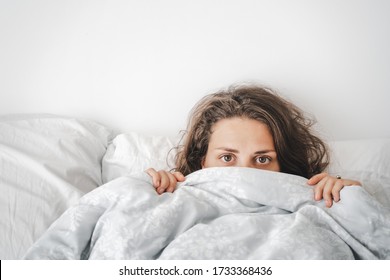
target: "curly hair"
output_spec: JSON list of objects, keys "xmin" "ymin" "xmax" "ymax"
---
[{"xmin": 174, "ymin": 85, "xmax": 329, "ymax": 178}]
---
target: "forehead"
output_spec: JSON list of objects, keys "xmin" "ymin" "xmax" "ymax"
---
[{"xmin": 209, "ymin": 117, "xmax": 275, "ymax": 147}]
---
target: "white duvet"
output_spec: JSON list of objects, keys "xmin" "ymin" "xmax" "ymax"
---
[{"xmin": 24, "ymin": 167, "xmax": 390, "ymax": 260}]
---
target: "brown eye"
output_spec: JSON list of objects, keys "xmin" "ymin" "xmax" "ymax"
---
[
  {"xmin": 256, "ymin": 156, "xmax": 271, "ymax": 164},
  {"xmin": 221, "ymin": 155, "xmax": 233, "ymax": 162}
]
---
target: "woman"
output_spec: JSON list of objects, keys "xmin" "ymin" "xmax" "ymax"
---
[{"xmin": 147, "ymin": 84, "xmax": 361, "ymax": 207}]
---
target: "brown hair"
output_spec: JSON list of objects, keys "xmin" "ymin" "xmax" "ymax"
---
[{"xmin": 174, "ymin": 85, "xmax": 329, "ymax": 178}]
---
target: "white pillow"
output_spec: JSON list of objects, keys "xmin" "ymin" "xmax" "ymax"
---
[
  {"xmin": 102, "ymin": 132, "xmax": 178, "ymax": 183},
  {"xmin": 327, "ymin": 138, "xmax": 390, "ymax": 207},
  {"xmin": 0, "ymin": 114, "xmax": 113, "ymax": 259}
]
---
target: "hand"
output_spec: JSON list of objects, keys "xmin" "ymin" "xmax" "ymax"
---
[
  {"xmin": 307, "ymin": 173, "xmax": 361, "ymax": 208},
  {"xmin": 145, "ymin": 168, "xmax": 185, "ymax": 194}
]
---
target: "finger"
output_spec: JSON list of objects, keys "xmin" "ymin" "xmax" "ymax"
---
[
  {"xmin": 331, "ymin": 180, "xmax": 345, "ymax": 202},
  {"xmin": 172, "ymin": 171, "xmax": 185, "ymax": 182},
  {"xmin": 322, "ymin": 178, "xmax": 336, "ymax": 208},
  {"xmin": 157, "ymin": 171, "xmax": 170, "ymax": 194},
  {"xmin": 307, "ymin": 172, "xmax": 328, "ymax": 185},
  {"xmin": 313, "ymin": 178, "xmax": 326, "ymax": 201},
  {"xmin": 145, "ymin": 168, "xmax": 160, "ymax": 188},
  {"xmin": 165, "ymin": 172, "xmax": 177, "ymax": 193}
]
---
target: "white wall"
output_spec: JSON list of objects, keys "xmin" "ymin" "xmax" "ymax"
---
[{"xmin": 1, "ymin": 0, "xmax": 389, "ymax": 140}]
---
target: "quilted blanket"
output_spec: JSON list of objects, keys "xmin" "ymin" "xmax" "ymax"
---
[{"xmin": 24, "ymin": 167, "xmax": 390, "ymax": 259}]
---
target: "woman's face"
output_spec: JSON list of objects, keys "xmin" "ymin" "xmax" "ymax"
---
[{"xmin": 202, "ymin": 117, "xmax": 280, "ymax": 172}]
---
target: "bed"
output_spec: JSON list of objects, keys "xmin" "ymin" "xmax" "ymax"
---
[
  {"xmin": 1, "ymin": 114, "xmax": 389, "ymax": 260},
  {"xmin": 2, "ymin": 0, "xmax": 390, "ymax": 265}
]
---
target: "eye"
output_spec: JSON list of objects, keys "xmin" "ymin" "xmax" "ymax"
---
[
  {"xmin": 256, "ymin": 156, "xmax": 271, "ymax": 164},
  {"xmin": 220, "ymin": 154, "xmax": 234, "ymax": 163}
]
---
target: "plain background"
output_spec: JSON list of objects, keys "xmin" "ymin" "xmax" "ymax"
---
[{"xmin": 1, "ymin": 0, "xmax": 389, "ymax": 140}]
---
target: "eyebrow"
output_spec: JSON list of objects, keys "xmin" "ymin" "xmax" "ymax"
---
[{"xmin": 215, "ymin": 147, "xmax": 276, "ymax": 154}]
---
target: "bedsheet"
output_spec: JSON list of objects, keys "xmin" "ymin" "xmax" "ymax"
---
[{"xmin": 23, "ymin": 167, "xmax": 390, "ymax": 260}]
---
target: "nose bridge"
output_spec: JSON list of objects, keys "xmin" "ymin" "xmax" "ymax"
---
[{"xmin": 237, "ymin": 156, "xmax": 254, "ymax": 168}]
